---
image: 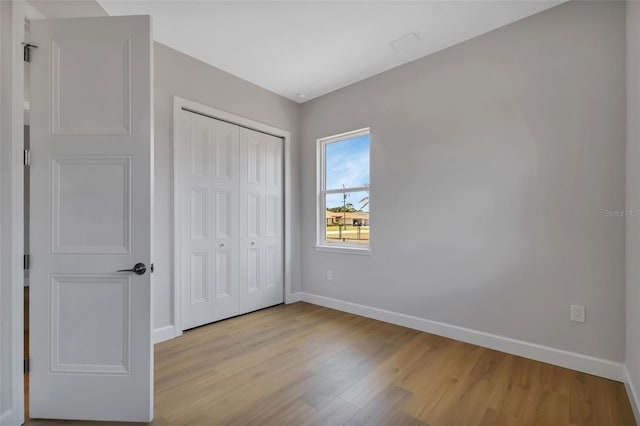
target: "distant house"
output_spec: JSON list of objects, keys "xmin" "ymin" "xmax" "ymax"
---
[{"xmin": 326, "ymin": 211, "xmax": 369, "ymax": 226}]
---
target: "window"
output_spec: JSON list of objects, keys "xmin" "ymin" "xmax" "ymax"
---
[{"xmin": 317, "ymin": 128, "xmax": 370, "ymax": 253}]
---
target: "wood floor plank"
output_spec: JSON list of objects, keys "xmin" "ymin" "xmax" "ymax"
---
[
  {"xmin": 300, "ymin": 340, "xmax": 395, "ymax": 409},
  {"xmin": 25, "ymin": 302, "xmax": 635, "ymax": 426},
  {"xmin": 345, "ymin": 386, "xmax": 424, "ymax": 426},
  {"xmin": 422, "ymin": 376, "xmax": 496, "ymax": 426},
  {"xmin": 521, "ymin": 389, "xmax": 570, "ymax": 426},
  {"xmin": 301, "ymin": 398, "xmax": 360, "ymax": 426},
  {"xmin": 301, "ymin": 326, "xmax": 418, "ymax": 411},
  {"xmin": 339, "ymin": 333, "xmax": 433, "ymax": 408},
  {"xmin": 402, "ymin": 340, "xmax": 484, "ymax": 419}
]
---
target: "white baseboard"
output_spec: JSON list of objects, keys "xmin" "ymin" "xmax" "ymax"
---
[
  {"xmin": 153, "ymin": 325, "xmax": 178, "ymax": 344},
  {"xmin": 624, "ymin": 366, "xmax": 640, "ymax": 424},
  {"xmin": 0, "ymin": 409, "xmax": 15, "ymax": 426},
  {"xmin": 286, "ymin": 292, "xmax": 302, "ymax": 303},
  {"xmin": 300, "ymin": 292, "xmax": 624, "ymax": 382}
]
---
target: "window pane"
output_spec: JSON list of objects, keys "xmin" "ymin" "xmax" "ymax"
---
[
  {"xmin": 325, "ymin": 134, "xmax": 370, "ymax": 190},
  {"xmin": 325, "ymin": 191, "xmax": 369, "ymax": 245}
]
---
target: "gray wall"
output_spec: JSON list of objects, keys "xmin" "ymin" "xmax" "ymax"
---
[
  {"xmin": 153, "ymin": 42, "xmax": 302, "ymax": 332},
  {"xmin": 300, "ymin": 0, "xmax": 626, "ymax": 361},
  {"xmin": 627, "ymin": 0, "xmax": 640, "ymax": 412}
]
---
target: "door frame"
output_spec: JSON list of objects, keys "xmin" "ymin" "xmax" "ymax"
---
[
  {"xmin": 172, "ymin": 96, "xmax": 295, "ymax": 337},
  {"xmin": 1, "ymin": 1, "xmax": 42, "ymax": 424},
  {"xmin": 0, "ymin": 1, "xmax": 25, "ymax": 423}
]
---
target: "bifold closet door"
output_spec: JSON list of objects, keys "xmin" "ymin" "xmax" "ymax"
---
[
  {"xmin": 180, "ymin": 111, "xmax": 240, "ymax": 330},
  {"xmin": 180, "ymin": 110, "xmax": 284, "ymax": 330},
  {"xmin": 239, "ymin": 127, "xmax": 284, "ymax": 313}
]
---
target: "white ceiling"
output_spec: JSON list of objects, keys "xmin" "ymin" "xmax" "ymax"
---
[{"xmin": 97, "ymin": 1, "xmax": 565, "ymax": 103}]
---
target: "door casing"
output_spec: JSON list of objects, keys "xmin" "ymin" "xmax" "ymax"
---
[
  {"xmin": 1, "ymin": 2, "xmax": 43, "ymax": 424},
  {"xmin": 171, "ymin": 96, "xmax": 295, "ymax": 339}
]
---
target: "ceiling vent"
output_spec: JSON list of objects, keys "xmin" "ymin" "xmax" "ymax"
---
[{"xmin": 391, "ymin": 33, "xmax": 420, "ymax": 51}]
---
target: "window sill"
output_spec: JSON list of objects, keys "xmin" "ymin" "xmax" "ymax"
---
[{"xmin": 314, "ymin": 245, "xmax": 371, "ymax": 256}]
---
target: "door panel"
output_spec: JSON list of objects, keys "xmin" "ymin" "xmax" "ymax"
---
[
  {"xmin": 247, "ymin": 192, "xmax": 260, "ymax": 238},
  {"xmin": 265, "ymin": 194, "xmax": 278, "ymax": 238},
  {"xmin": 239, "ymin": 127, "xmax": 283, "ymax": 313},
  {"xmin": 265, "ymin": 142, "xmax": 280, "ymax": 188},
  {"xmin": 30, "ymin": 16, "xmax": 153, "ymax": 422},
  {"xmin": 215, "ymin": 190, "xmax": 232, "ymax": 239},
  {"xmin": 190, "ymin": 129, "xmax": 207, "ymax": 177},
  {"xmin": 180, "ymin": 111, "xmax": 240, "ymax": 329},
  {"xmin": 215, "ymin": 131, "xmax": 234, "ymax": 180},
  {"xmin": 51, "ymin": 36, "xmax": 131, "ymax": 136},
  {"xmin": 52, "ymin": 157, "xmax": 131, "ymax": 254},
  {"xmin": 190, "ymin": 251, "xmax": 208, "ymax": 304},
  {"xmin": 215, "ymin": 249, "xmax": 232, "ymax": 299},
  {"xmin": 190, "ymin": 188, "xmax": 208, "ymax": 241},
  {"xmin": 52, "ymin": 275, "xmax": 131, "ymax": 374},
  {"xmin": 246, "ymin": 135, "xmax": 261, "ymax": 185},
  {"xmin": 265, "ymin": 247, "xmax": 278, "ymax": 289},
  {"xmin": 247, "ymin": 248, "xmax": 260, "ymax": 293}
]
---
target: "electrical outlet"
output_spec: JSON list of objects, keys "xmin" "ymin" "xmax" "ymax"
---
[
  {"xmin": 326, "ymin": 270, "xmax": 333, "ymax": 281},
  {"xmin": 571, "ymin": 305, "xmax": 585, "ymax": 323}
]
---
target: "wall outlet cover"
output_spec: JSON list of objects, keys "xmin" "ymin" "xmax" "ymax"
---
[{"xmin": 571, "ymin": 305, "xmax": 585, "ymax": 323}]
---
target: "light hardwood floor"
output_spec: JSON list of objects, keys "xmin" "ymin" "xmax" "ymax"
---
[{"xmin": 27, "ymin": 302, "xmax": 635, "ymax": 425}]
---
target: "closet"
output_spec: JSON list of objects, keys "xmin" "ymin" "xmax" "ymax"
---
[{"xmin": 177, "ymin": 109, "xmax": 284, "ymax": 330}]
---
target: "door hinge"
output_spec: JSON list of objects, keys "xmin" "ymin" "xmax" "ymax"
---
[
  {"xmin": 23, "ymin": 358, "xmax": 29, "ymax": 374},
  {"xmin": 24, "ymin": 254, "xmax": 30, "ymax": 270},
  {"xmin": 23, "ymin": 150, "xmax": 30, "ymax": 166},
  {"xmin": 22, "ymin": 42, "xmax": 38, "ymax": 63}
]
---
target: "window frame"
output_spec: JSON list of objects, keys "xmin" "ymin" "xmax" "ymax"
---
[{"xmin": 316, "ymin": 127, "xmax": 371, "ymax": 255}]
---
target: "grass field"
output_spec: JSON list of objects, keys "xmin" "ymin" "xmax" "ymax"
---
[{"xmin": 326, "ymin": 225, "xmax": 369, "ymax": 243}]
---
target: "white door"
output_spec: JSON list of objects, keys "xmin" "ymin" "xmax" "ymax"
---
[
  {"xmin": 29, "ymin": 16, "xmax": 154, "ymax": 422},
  {"xmin": 179, "ymin": 111, "xmax": 283, "ymax": 330},
  {"xmin": 239, "ymin": 127, "xmax": 284, "ymax": 313},
  {"xmin": 179, "ymin": 110, "xmax": 240, "ymax": 329}
]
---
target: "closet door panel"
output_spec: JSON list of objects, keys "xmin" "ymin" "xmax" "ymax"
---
[
  {"xmin": 262, "ymin": 135, "xmax": 283, "ymax": 297},
  {"xmin": 239, "ymin": 128, "xmax": 283, "ymax": 313},
  {"xmin": 181, "ymin": 111, "xmax": 240, "ymax": 329},
  {"xmin": 215, "ymin": 190, "xmax": 232, "ymax": 239},
  {"xmin": 181, "ymin": 113, "xmax": 214, "ymax": 329},
  {"xmin": 215, "ymin": 248, "xmax": 232, "ymax": 299},
  {"xmin": 209, "ymin": 119, "xmax": 240, "ymax": 321}
]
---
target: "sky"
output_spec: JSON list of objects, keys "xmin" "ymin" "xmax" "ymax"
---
[{"xmin": 325, "ymin": 134, "xmax": 370, "ymax": 211}]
